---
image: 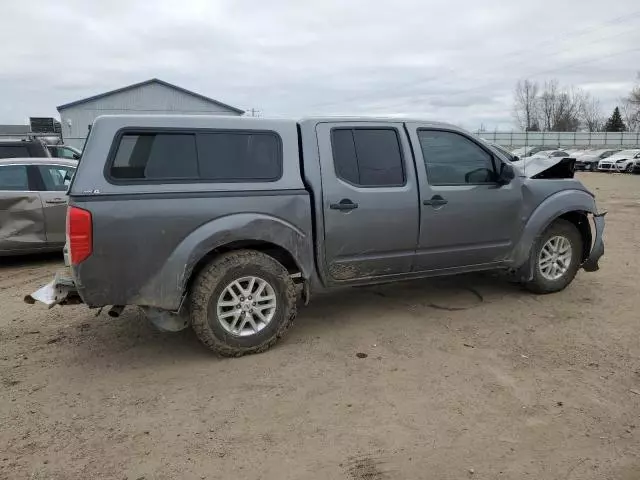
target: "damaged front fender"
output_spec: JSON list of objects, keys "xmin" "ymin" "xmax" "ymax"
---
[{"xmin": 509, "ymin": 188, "xmax": 600, "ymax": 270}]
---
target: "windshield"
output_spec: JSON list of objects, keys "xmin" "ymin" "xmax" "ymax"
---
[{"xmin": 490, "ymin": 143, "xmax": 515, "ymax": 161}]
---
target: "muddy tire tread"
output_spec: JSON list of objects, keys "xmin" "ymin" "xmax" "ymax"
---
[{"xmin": 190, "ymin": 250, "xmax": 297, "ymax": 357}]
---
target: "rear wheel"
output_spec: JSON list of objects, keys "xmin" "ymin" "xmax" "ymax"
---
[
  {"xmin": 190, "ymin": 250, "xmax": 297, "ymax": 356},
  {"xmin": 524, "ymin": 219, "xmax": 583, "ymax": 294}
]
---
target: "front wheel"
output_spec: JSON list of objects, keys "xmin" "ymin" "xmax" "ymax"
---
[
  {"xmin": 190, "ymin": 250, "xmax": 297, "ymax": 356},
  {"xmin": 626, "ymin": 164, "xmax": 634, "ymax": 173},
  {"xmin": 524, "ymin": 219, "xmax": 583, "ymax": 294}
]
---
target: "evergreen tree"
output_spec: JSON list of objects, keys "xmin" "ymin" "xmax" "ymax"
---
[{"xmin": 604, "ymin": 107, "xmax": 627, "ymax": 132}]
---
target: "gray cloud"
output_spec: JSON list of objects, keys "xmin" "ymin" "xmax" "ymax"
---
[{"xmin": 1, "ymin": 0, "xmax": 639, "ymax": 130}]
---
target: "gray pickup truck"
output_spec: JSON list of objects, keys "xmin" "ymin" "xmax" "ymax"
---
[{"xmin": 26, "ymin": 115, "xmax": 605, "ymax": 356}]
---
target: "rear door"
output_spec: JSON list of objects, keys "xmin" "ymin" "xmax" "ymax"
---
[
  {"xmin": 406, "ymin": 125, "xmax": 523, "ymax": 271},
  {"xmin": 316, "ymin": 122, "xmax": 420, "ymax": 283},
  {"xmin": 34, "ymin": 164, "xmax": 75, "ymax": 245},
  {"xmin": 0, "ymin": 164, "xmax": 47, "ymax": 253}
]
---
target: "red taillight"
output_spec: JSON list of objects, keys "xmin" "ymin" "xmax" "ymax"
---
[{"xmin": 66, "ymin": 206, "xmax": 92, "ymax": 265}]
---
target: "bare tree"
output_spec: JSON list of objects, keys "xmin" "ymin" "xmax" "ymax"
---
[
  {"xmin": 621, "ymin": 73, "xmax": 640, "ymax": 131},
  {"xmin": 535, "ymin": 80, "xmax": 583, "ymax": 132},
  {"xmin": 513, "ymin": 77, "xmax": 636, "ymax": 132},
  {"xmin": 513, "ymin": 79, "xmax": 540, "ymax": 131},
  {"xmin": 552, "ymin": 87, "xmax": 583, "ymax": 131},
  {"xmin": 621, "ymin": 100, "xmax": 640, "ymax": 132},
  {"xmin": 539, "ymin": 80, "xmax": 558, "ymax": 131},
  {"xmin": 580, "ymin": 94, "xmax": 604, "ymax": 132}
]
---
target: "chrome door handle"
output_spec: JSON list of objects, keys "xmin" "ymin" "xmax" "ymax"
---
[{"xmin": 45, "ymin": 198, "xmax": 67, "ymax": 205}]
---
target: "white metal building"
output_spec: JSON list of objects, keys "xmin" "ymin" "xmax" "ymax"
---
[{"xmin": 57, "ymin": 78, "xmax": 244, "ymax": 148}]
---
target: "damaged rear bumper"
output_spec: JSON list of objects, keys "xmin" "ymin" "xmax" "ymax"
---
[
  {"xmin": 582, "ymin": 211, "xmax": 606, "ymax": 272},
  {"xmin": 24, "ymin": 268, "xmax": 81, "ymax": 307}
]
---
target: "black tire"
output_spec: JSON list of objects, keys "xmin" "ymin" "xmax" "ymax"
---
[
  {"xmin": 524, "ymin": 219, "xmax": 583, "ymax": 294},
  {"xmin": 190, "ymin": 250, "xmax": 297, "ymax": 357},
  {"xmin": 625, "ymin": 164, "xmax": 633, "ymax": 173},
  {"xmin": 588, "ymin": 163, "xmax": 595, "ymax": 172}
]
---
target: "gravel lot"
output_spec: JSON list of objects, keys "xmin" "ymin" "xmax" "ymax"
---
[{"xmin": 1, "ymin": 173, "xmax": 639, "ymax": 480}]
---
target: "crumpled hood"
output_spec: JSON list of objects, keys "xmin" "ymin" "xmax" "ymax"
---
[{"xmin": 515, "ymin": 156, "xmax": 575, "ymax": 179}]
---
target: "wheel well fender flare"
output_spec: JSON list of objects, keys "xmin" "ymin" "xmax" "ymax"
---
[
  {"xmin": 134, "ymin": 213, "xmax": 313, "ymax": 311},
  {"xmin": 510, "ymin": 189, "xmax": 597, "ymax": 269}
]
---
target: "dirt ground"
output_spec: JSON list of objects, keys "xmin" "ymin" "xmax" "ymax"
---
[{"xmin": 1, "ymin": 172, "xmax": 640, "ymax": 480}]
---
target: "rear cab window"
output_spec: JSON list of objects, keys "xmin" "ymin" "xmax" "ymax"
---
[
  {"xmin": 330, "ymin": 128, "xmax": 405, "ymax": 187},
  {"xmin": 111, "ymin": 133, "xmax": 198, "ymax": 180},
  {"xmin": 108, "ymin": 130, "xmax": 282, "ymax": 183}
]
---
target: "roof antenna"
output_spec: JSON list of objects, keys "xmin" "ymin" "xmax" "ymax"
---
[{"xmin": 523, "ymin": 128, "xmax": 528, "ymax": 177}]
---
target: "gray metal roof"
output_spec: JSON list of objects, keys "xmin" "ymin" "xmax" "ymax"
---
[
  {"xmin": 0, "ymin": 125, "xmax": 31, "ymax": 135},
  {"xmin": 56, "ymin": 78, "xmax": 245, "ymax": 114}
]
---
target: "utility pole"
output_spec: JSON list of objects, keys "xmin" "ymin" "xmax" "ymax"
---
[{"xmin": 247, "ymin": 108, "xmax": 261, "ymax": 117}]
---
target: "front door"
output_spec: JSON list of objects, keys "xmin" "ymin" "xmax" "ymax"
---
[
  {"xmin": 406, "ymin": 125, "xmax": 523, "ymax": 271},
  {"xmin": 316, "ymin": 122, "xmax": 420, "ymax": 283},
  {"xmin": 34, "ymin": 164, "xmax": 75, "ymax": 245}
]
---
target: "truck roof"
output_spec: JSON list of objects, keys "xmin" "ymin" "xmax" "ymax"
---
[
  {"xmin": 298, "ymin": 117, "xmax": 457, "ymax": 128},
  {"xmin": 90, "ymin": 114, "xmax": 459, "ymax": 130}
]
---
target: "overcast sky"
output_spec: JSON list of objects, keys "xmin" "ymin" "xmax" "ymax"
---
[{"xmin": 1, "ymin": 0, "xmax": 639, "ymax": 130}]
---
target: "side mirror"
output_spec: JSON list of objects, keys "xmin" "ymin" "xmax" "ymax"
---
[
  {"xmin": 512, "ymin": 155, "xmax": 520, "ymax": 162},
  {"xmin": 497, "ymin": 162, "xmax": 515, "ymax": 185},
  {"xmin": 73, "ymin": 153, "xmax": 81, "ymax": 160}
]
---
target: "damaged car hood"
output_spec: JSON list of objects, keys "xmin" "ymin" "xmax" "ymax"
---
[{"xmin": 515, "ymin": 156, "xmax": 575, "ymax": 179}]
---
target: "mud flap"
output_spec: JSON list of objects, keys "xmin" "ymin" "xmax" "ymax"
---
[
  {"xmin": 582, "ymin": 212, "xmax": 606, "ymax": 272},
  {"xmin": 141, "ymin": 307, "xmax": 190, "ymax": 332}
]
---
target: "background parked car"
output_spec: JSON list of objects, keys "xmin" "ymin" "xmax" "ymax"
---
[
  {"xmin": 598, "ymin": 149, "xmax": 640, "ymax": 172},
  {"xmin": 523, "ymin": 149, "xmax": 571, "ymax": 160},
  {"xmin": 47, "ymin": 145, "xmax": 81, "ymax": 160},
  {"xmin": 0, "ymin": 138, "xmax": 51, "ymax": 159},
  {"xmin": 565, "ymin": 149, "xmax": 588, "ymax": 157},
  {"xmin": 574, "ymin": 149, "xmax": 620, "ymax": 171},
  {"xmin": 511, "ymin": 145, "xmax": 547, "ymax": 157},
  {"xmin": 0, "ymin": 158, "xmax": 76, "ymax": 255}
]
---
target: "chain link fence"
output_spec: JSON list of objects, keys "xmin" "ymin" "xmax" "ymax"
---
[{"xmin": 476, "ymin": 131, "xmax": 640, "ymax": 148}]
